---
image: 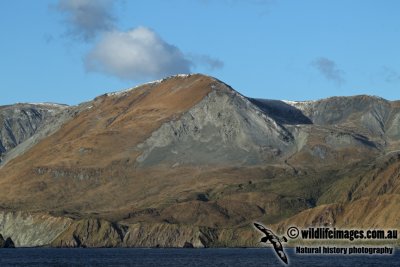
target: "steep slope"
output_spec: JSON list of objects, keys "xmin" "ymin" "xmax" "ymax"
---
[
  {"xmin": 251, "ymin": 96, "xmax": 385, "ymax": 169},
  {"xmin": 283, "ymin": 95, "xmax": 391, "ymax": 137},
  {"xmin": 0, "ymin": 103, "xmax": 68, "ymax": 164},
  {"xmin": 0, "ymin": 74, "xmax": 398, "ymax": 247},
  {"xmin": 136, "ymin": 80, "xmax": 294, "ymax": 167}
]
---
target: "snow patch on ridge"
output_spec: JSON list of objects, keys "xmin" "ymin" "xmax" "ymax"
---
[
  {"xmin": 282, "ymin": 100, "xmax": 317, "ymax": 111},
  {"xmin": 107, "ymin": 74, "xmax": 193, "ymax": 97},
  {"xmin": 25, "ymin": 103, "xmax": 68, "ymax": 108}
]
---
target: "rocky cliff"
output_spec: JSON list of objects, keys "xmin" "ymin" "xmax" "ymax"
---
[
  {"xmin": 0, "ymin": 211, "xmax": 259, "ymax": 248},
  {"xmin": 0, "ymin": 211, "xmax": 72, "ymax": 247}
]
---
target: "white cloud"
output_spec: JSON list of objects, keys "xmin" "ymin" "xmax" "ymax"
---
[
  {"xmin": 54, "ymin": 2, "xmax": 224, "ymax": 81},
  {"xmin": 55, "ymin": 0, "xmax": 116, "ymax": 41},
  {"xmin": 85, "ymin": 27, "xmax": 222, "ymax": 81}
]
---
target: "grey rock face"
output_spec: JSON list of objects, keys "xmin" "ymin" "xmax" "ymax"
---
[
  {"xmin": 0, "ymin": 103, "xmax": 68, "ymax": 164},
  {"xmin": 254, "ymin": 95, "xmax": 400, "ymax": 159},
  {"xmin": 284, "ymin": 95, "xmax": 392, "ymax": 137},
  {"xmin": 0, "ymin": 211, "xmax": 72, "ymax": 247},
  {"xmin": 386, "ymin": 108, "xmax": 400, "ymax": 141},
  {"xmin": 136, "ymin": 83, "xmax": 294, "ymax": 167}
]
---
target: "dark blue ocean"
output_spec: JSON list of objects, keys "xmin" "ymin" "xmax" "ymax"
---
[{"xmin": 0, "ymin": 248, "xmax": 397, "ymax": 267}]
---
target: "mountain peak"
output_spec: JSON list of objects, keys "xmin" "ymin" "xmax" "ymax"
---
[{"xmin": 106, "ymin": 73, "xmax": 218, "ymax": 97}]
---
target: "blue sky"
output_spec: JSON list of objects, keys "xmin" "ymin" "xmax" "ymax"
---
[{"xmin": 1, "ymin": 0, "xmax": 399, "ymax": 105}]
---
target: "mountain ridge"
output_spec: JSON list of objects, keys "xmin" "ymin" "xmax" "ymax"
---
[{"xmin": 0, "ymin": 73, "xmax": 398, "ymax": 247}]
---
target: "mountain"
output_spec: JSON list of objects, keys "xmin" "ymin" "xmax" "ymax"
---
[{"xmin": 0, "ymin": 74, "xmax": 398, "ymax": 247}]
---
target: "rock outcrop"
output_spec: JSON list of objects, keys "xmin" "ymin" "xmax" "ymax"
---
[
  {"xmin": 0, "ymin": 234, "xmax": 15, "ymax": 248},
  {"xmin": 0, "ymin": 211, "xmax": 72, "ymax": 247},
  {"xmin": 51, "ymin": 218, "xmax": 124, "ymax": 248}
]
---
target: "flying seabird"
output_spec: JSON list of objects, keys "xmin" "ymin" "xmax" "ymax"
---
[{"xmin": 254, "ymin": 222, "xmax": 288, "ymax": 264}]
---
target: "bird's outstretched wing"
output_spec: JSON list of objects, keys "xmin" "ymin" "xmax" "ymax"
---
[
  {"xmin": 253, "ymin": 222, "xmax": 269, "ymax": 234},
  {"xmin": 271, "ymin": 238, "xmax": 288, "ymax": 264}
]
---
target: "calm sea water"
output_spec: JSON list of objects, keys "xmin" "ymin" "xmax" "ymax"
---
[{"xmin": 0, "ymin": 248, "xmax": 398, "ymax": 267}]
